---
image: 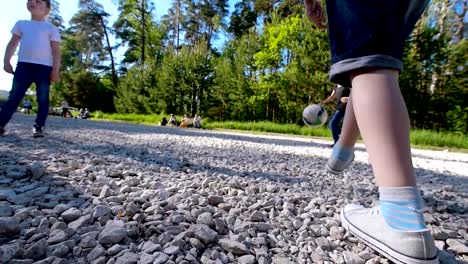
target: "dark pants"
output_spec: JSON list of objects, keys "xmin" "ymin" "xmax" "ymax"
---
[
  {"xmin": 326, "ymin": 0, "xmax": 430, "ymax": 87},
  {"xmin": 0, "ymin": 62, "xmax": 52, "ymax": 128},
  {"xmin": 328, "ymin": 109, "xmax": 345, "ymax": 144}
]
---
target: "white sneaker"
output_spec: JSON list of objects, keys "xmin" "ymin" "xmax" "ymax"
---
[{"xmin": 341, "ymin": 204, "xmax": 439, "ymax": 264}]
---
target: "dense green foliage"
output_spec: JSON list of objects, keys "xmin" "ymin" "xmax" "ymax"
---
[{"xmin": 44, "ymin": 0, "xmax": 466, "ymax": 134}]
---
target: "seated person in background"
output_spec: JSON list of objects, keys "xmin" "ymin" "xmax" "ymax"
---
[
  {"xmin": 168, "ymin": 114, "xmax": 177, "ymax": 126},
  {"xmin": 159, "ymin": 117, "xmax": 168, "ymax": 126},
  {"xmin": 193, "ymin": 114, "xmax": 202, "ymax": 128},
  {"xmin": 84, "ymin": 108, "xmax": 90, "ymax": 119},
  {"xmin": 79, "ymin": 108, "xmax": 85, "ymax": 118},
  {"xmin": 187, "ymin": 114, "xmax": 194, "ymax": 127},
  {"xmin": 180, "ymin": 114, "xmax": 189, "ymax": 128}
]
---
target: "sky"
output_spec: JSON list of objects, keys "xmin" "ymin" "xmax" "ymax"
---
[{"xmin": 0, "ymin": 0, "xmax": 172, "ymax": 92}]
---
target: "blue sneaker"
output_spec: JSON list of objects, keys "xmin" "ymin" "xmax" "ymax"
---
[{"xmin": 326, "ymin": 152, "xmax": 354, "ymax": 174}]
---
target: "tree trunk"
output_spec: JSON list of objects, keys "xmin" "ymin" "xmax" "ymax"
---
[
  {"xmin": 454, "ymin": 0, "xmax": 467, "ymax": 41},
  {"xmin": 176, "ymin": 0, "xmax": 181, "ymax": 52},
  {"xmin": 141, "ymin": 0, "xmax": 146, "ymax": 66},
  {"xmin": 100, "ymin": 15, "xmax": 118, "ymax": 88}
]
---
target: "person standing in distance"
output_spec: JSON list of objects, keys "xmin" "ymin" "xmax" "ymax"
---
[{"xmin": 321, "ymin": 84, "xmax": 350, "ymax": 147}]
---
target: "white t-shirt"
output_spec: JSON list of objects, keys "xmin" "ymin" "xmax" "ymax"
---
[{"xmin": 11, "ymin": 20, "xmax": 61, "ymax": 67}]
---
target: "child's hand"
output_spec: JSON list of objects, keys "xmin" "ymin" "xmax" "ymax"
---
[
  {"xmin": 50, "ymin": 70, "xmax": 60, "ymax": 82},
  {"xmin": 304, "ymin": 0, "xmax": 327, "ymax": 29},
  {"xmin": 3, "ymin": 63, "xmax": 14, "ymax": 74}
]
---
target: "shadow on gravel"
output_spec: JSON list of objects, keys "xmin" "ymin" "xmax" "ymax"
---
[
  {"xmin": 48, "ymin": 116, "xmax": 467, "ymax": 161},
  {"xmin": 5, "ymin": 115, "xmax": 468, "ymax": 191}
]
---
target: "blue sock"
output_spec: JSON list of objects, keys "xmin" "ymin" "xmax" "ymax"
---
[
  {"xmin": 379, "ymin": 186, "xmax": 428, "ymax": 232},
  {"xmin": 331, "ymin": 143, "xmax": 353, "ymax": 161}
]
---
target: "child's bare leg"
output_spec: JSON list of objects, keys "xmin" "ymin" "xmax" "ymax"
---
[
  {"xmin": 337, "ymin": 93, "xmax": 359, "ymax": 147},
  {"xmin": 340, "ymin": 69, "xmax": 438, "ymax": 264},
  {"xmin": 326, "ymin": 93, "xmax": 359, "ymax": 174},
  {"xmin": 350, "ymin": 68, "xmax": 415, "ymax": 187}
]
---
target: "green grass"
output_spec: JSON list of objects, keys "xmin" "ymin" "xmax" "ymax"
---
[
  {"xmin": 89, "ymin": 112, "xmax": 468, "ymax": 151},
  {"xmin": 204, "ymin": 121, "xmax": 331, "ymax": 138},
  {"xmin": 92, "ymin": 111, "xmax": 164, "ymax": 124},
  {"xmin": 410, "ymin": 129, "xmax": 468, "ymax": 150}
]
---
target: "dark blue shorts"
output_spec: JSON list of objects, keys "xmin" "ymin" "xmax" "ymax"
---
[{"xmin": 326, "ymin": 0, "xmax": 429, "ymax": 87}]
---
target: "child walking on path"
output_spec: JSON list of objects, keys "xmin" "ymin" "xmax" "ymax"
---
[
  {"xmin": 305, "ymin": 0, "xmax": 439, "ymax": 263},
  {"xmin": 0, "ymin": 0, "xmax": 61, "ymax": 138},
  {"xmin": 320, "ymin": 84, "xmax": 350, "ymax": 147}
]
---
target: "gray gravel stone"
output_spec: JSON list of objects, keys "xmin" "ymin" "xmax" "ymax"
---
[
  {"xmin": 24, "ymin": 238, "xmax": 47, "ymax": 260},
  {"xmin": 219, "ymin": 239, "xmax": 249, "ymax": 255},
  {"xmin": 446, "ymin": 239, "xmax": 468, "ymax": 254},
  {"xmin": 93, "ymin": 205, "xmax": 111, "ymax": 218},
  {"xmin": 139, "ymin": 252, "xmax": 154, "ymax": 264},
  {"xmin": 197, "ymin": 212, "xmax": 214, "ymax": 226},
  {"xmin": 163, "ymin": 245, "xmax": 180, "ymax": 255},
  {"xmin": 0, "ymin": 216, "xmax": 19, "ymax": 234},
  {"xmin": 114, "ymin": 252, "xmax": 139, "ymax": 264},
  {"xmin": 48, "ymin": 230, "xmax": 69, "ymax": 244},
  {"xmin": 68, "ymin": 214, "xmax": 92, "ymax": 230},
  {"xmin": 153, "ymin": 252, "xmax": 170, "ymax": 264},
  {"xmin": 193, "ymin": 224, "xmax": 219, "ymax": 244},
  {"xmin": 62, "ymin": 208, "xmax": 82, "ymax": 222},
  {"xmin": 238, "ymin": 255, "xmax": 256, "ymax": 264},
  {"xmin": 107, "ymin": 244, "xmax": 126, "ymax": 256},
  {"xmin": 0, "ymin": 204, "xmax": 13, "ymax": 217},
  {"xmin": 0, "ymin": 242, "xmax": 21, "ymax": 262},
  {"xmin": 0, "ymin": 190, "xmax": 17, "ymax": 201},
  {"xmin": 87, "ymin": 245, "xmax": 106, "ymax": 262},
  {"xmin": 98, "ymin": 220, "xmax": 127, "ymax": 244}
]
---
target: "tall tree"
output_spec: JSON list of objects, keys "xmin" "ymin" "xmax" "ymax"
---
[
  {"xmin": 183, "ymin": 0, "xmax": 229, "ymax": 49},
  {"xmin": 68, "ymin": 0, "xmax": 112, "ymax": 71},
  {"xmin": 49, "ymin": 0, "xmax": 65, "ymax": 32},
  {"xmin": 162, "ymin": 0, "xmax": 186, "ymax": 51},
  {"xmin": 114, "ymin": 0, "xmax": 157, "ymax": 66},
  {"xmin": 228, "ymin": 0, "xmax": 257, "ymax": 38},
  {"xmin": 77, "ymin": 0, "xmax": 118, "ymax": 87}
]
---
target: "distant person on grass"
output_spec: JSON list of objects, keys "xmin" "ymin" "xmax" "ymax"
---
[
  {"xmin": 168, "ymin": 114, "xmax": 177, "ymax": 127},
  {"xmin": 305, "ymin": 0, "xmax": 439, "ymax": 263},
  {"xmin": 159, "ymin": 117, "xmax": 168, "ymax": 126},
  {"xmin": 23, "ymin": 99, "xmax": 33, "ymax": 114},
  {"xmin": 180, "ymin": 114, "xmax": 189, "ymax": 128},
  {"xmin": 0, "ymin": 0, "xmax": 61, "ymax": 138},
  {"xmin": 193, "ymin": 114, "xmax": 202, "ymax": 129},
  {"xmin": 61, "ymin": 99, "xmax": 69, "ymax": 118},
  {"xmin": 79, "ymin": 108, "xmax": 90, "ymax": 119}
]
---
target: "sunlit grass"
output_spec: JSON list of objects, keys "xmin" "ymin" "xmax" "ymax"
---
[
  {"xmin": 92, "ymin": 111, "xmax": 163, "ymax": 124},
  {"xmin": 203, "ymin": 121, "xmax": 331, "ymax": 138}
]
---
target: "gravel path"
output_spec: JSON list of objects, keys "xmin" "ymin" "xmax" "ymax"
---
[{"xmin": 1, "ymin": 114, "xmax": 467, "ymax": 264}]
